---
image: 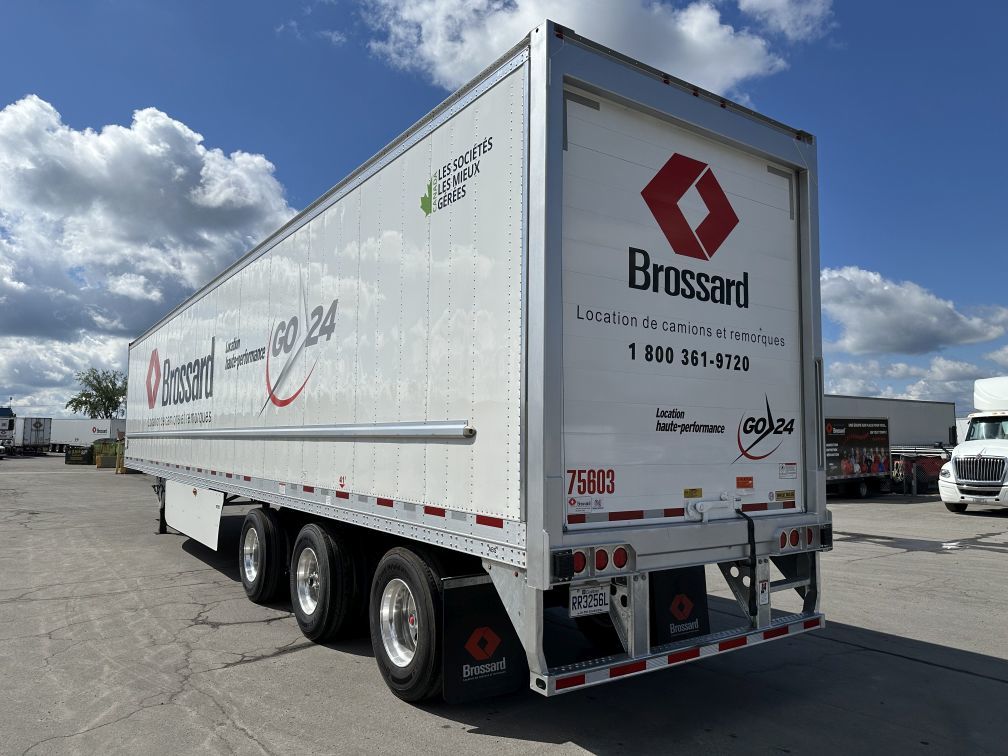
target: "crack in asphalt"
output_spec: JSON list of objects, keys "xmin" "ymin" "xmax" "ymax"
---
[
  {"xmin": 19, "ymin": 578, "xmax": 303, "ymax": 756},
  {"xmin": 2, "ymin": 495, "xmax": 304, "ymax": 756}
]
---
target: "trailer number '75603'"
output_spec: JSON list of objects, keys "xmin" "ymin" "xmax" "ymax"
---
[{"xmin": 567, "ymin": 469, "xmax": 615, "ymax": 495}]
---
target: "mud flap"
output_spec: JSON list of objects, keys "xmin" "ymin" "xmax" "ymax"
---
[
  {"xmin": 649, "ymin": 566, "xmax": 710, "ymax": 646},
  {"xmin": 442, "ymin": 576, "xmax": 528, "ymax": 703}
]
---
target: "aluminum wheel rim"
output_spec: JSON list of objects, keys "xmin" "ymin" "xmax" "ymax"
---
[
  {"xmin": 380, "ymin": 578, "xmax": 418, "ymax": 668},
  {"xmin": 296, "ymin": 547, "xmax": 320, "ymax": 616},
  {"xmin": 242, "ymin": 527, "xmax": 260, "ymax": 583}
]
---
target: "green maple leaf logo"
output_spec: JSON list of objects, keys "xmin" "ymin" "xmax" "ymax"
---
[{"xmin": 420, "ymin": 179, "xmax": 433, "ymax": 217}]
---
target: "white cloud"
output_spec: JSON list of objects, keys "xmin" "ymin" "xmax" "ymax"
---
[
  {"xmin": 106, "ymin": 272, "xmax": 162, "ymax": 301},
  {"xmin": 362, "ymin": 0, "xmax": 786, "ymax": 94},
  {"xmin": 985, "ymin": 344, "xmax": 1008, "ymax": 368},
  {"xmin": 738, "ymin": 0, "xmax": 833, "ymax": 42},
  {"xmin": 826, "ymin": 355, "xmax": 991, "ymax": 413},
  {"xmin": 897, "ymin": 357, "xmax": 990, "ymax": 414},
  {"xmin": 824, "ymin": 359, "xmax": 894, "ymax": 397},
  {"xmin": 276, "ymin": 20, "xmax": 304, "ymax": 39},
  {"xmin": 317, "ymin": 29, "xmax": 347, "ymax": 46},
  {"xmin": 820, "ymin": 267, "xmax": 1003, "ymax": 355},
  {"xmin": 0, "ymin": 95, "xmax": 294, "ymax": 414},
  {"xmin": 0, "ymin": 335, "xmax": 131, "ymax": 417}
]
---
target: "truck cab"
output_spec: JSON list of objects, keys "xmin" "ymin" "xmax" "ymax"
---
[{"xmin": 939, "ymin": 379, "xmax": 1008, "ymax": 512}]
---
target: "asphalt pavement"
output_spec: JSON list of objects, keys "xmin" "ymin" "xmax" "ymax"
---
[{"xmin": 1, "ymin": 455, "xmax": 1006, "ymax": 754}]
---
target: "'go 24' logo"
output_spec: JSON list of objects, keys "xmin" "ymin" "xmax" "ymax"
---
[
  {"xmin": 262, "ymin": 299, "xmax": 337, "ymax": 411},
  {"xmin": 735, "ymin": 396, "xmax": 794, "ymax": 462}
]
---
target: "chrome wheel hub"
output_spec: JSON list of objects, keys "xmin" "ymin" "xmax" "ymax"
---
[
  {"xmin": 379, "ymin": 578, "xmax": 418, "ymax": 667},
  {"xmin": 296, "ymin": 547, "xmax": 320, "ymax": 615},
  {"xmin": 242, "ymin": 527, "xmax": 260, "ymax": 583}
]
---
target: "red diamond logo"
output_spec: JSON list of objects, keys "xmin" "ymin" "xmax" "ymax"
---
[
  {"xmin": 146, "ymin": 350, "xmax": 161, "ymax": 409},
  {"xmin": 641, "ymin": 153, "xmax": 739, "ymax": 261},
  {"xmin": 464, "ymin": 626, "xmax": 501, "ymax": 661},
  {"xmin": 670, "ymin": 593, "xmax": 694, "ymax": 622}
]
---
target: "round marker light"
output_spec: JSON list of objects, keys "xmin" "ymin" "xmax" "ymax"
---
[
  {"xmin": 573, "ymin": 550, "xmax": 587, "ymax": 574},
  {"xmin": 595, "ymin": 548, "xmax": 609, "ymax": 571},
  {"xmin": 807, "ymin": 527, "xmax": 815, "ymax": 545},
  {"xmin": 613, "ymin": 547, "xmax": 628, "ymax": 569},
  {"xmin": 779, "ymin": 532, "xmax": 788, "ymax": 550},
  {"xmin": 789, "ymin": 529, "xmax": 800, "ymax": 547}
]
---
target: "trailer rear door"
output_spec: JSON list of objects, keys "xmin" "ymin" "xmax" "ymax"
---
[{"xmin": 561, "ymin": 85, "xmax": 805, "ymax": 528}]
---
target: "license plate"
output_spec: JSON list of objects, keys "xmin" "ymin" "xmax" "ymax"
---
[{"xmin": 569, "ymin": 585, "xmax": 609, "ymax": 618}]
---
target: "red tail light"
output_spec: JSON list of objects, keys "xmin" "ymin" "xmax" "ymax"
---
[
  {"xmin": 806, "ymin": 527, "xmax": 814, "ymax": 545},
  {"xmin": 779, "ymin": 532, "xmax": 788, "ymax": 550},
  {"xmin": 789, "ymin": 529, "xmax": 800, "ymax": 547},
  {"xmin": 595, "ymin": 548, "xmax": 609, "ymax": 571},
  {"xmin": 613, "ymin": 547, "xmax": 628, "ymax": 569},
  {"xmin": 573, "ymin": 550, "xmax": 587, "ymax": 574}
]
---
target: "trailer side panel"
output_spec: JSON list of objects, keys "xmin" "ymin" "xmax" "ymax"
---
[{"xmin": 126, "ymin": 62, "xmax": 527, "ymax": 526}]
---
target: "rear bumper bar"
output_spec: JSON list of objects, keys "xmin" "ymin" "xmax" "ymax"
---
[{"xmin": 535, "ymin": 613, "xmax": 824, "ymax": 695}]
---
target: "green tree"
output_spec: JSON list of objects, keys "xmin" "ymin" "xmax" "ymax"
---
[{"xmin": 65, "ymin": 368, "xmax": 127, "ymax": 419}]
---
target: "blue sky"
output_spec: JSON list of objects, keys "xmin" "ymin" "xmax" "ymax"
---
[{"xmin": 0, "ymin": 0, "xmax": 1006, "ymax": 415}]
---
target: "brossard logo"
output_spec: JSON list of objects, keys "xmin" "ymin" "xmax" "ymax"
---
[
  {"xmin": 145, "ymin": 341, "xmax": 215, "ymax": 410},
  {"xmin": 669, "ymin": 593, "xmax": 700, "ymax": 635},
  {"xmin": 735, "ymin": 395, "xmax": 795, "ymax": 462},
  {"xmin": 462, "ymin": 626, "xmax": 506, "ymax": 681},
  {"xmin": 631, "ymin": 153, "xmax": 747, "ymax": 309}
]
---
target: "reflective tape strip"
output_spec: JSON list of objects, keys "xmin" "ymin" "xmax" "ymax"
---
[
  {"xmin": 719, "ymin": 636, "xmax": 748, "ymax": 651},
  {"xmin": 126, "ymin": 457, "xmax": 523, "ymax": 551},
  {"xmin": 569, "ymin": 499, "xmax": 799, "ymax": 526},
  {"xmin": 610, "ymin": 660, "xmax": 646, "ymax": 677},
  {"xmin": 609, "ymin": 510, "xmax": 644, "ymax": 522}
]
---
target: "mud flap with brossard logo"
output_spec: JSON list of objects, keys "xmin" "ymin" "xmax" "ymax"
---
[
  {"xmin": 442, "ymin": 577, "xmax": 527, "ymax": 703},
  {"xmin": 649, "ymin": 566, "xmax": 710, "ymax": 646}
]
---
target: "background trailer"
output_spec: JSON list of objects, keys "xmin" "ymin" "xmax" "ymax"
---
[
  {"xmin": 823, "ymin": 395, "xmax": 956, "ymax": 495},
  {"xmin": 12, "ymin": 417, "xmax": 51, "ymax": 455},
  {"xmin": 824, "ymin": 395, "xmax": 956, "ymax": 446},
  {"xmin": 49, "ymin": 418, "xmax": 126, "ymax": 453}
]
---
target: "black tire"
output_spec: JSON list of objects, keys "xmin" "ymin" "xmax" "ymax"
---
[
  {"xmin": 239, "ymin": 508, "xmax": 286, "ymax": 604},
  {"xmin": 856, "ymin": 480, "xmax": 869, "ymax": 499},
  {"xmin": 369, "ymin": 547, "xmax": 444, "ymax": 702},
  {"xmin": 944, "ymin": 501, "xmax": 968, "ymax": 513},
  {"xmin": 289, "ymin": 523, "xmax": 364, "ymax": 642}
]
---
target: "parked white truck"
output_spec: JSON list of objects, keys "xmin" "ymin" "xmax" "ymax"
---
[
  {"xmin": 940, "ymin": 377, "xmax": 1008, "ymax": 512},
  {"xmin": 125, "ymin": 21, "xmax": 831, "ymax": 702},
  {"xmin": 0, "ymin": 412, "xmax": 12, "ymax": 458}
]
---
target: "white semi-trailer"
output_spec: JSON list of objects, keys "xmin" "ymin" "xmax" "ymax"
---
[
  {"xmin": 125, "ymin": 21, "xmax": 830, "ymax": 702},
  {"xmin": 11, "ymin": 417, "xmax": 51, "ymax": 455},
  {"xmin": 49, "ymin": 417, "xmax": 125, "ymax": 452}
]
